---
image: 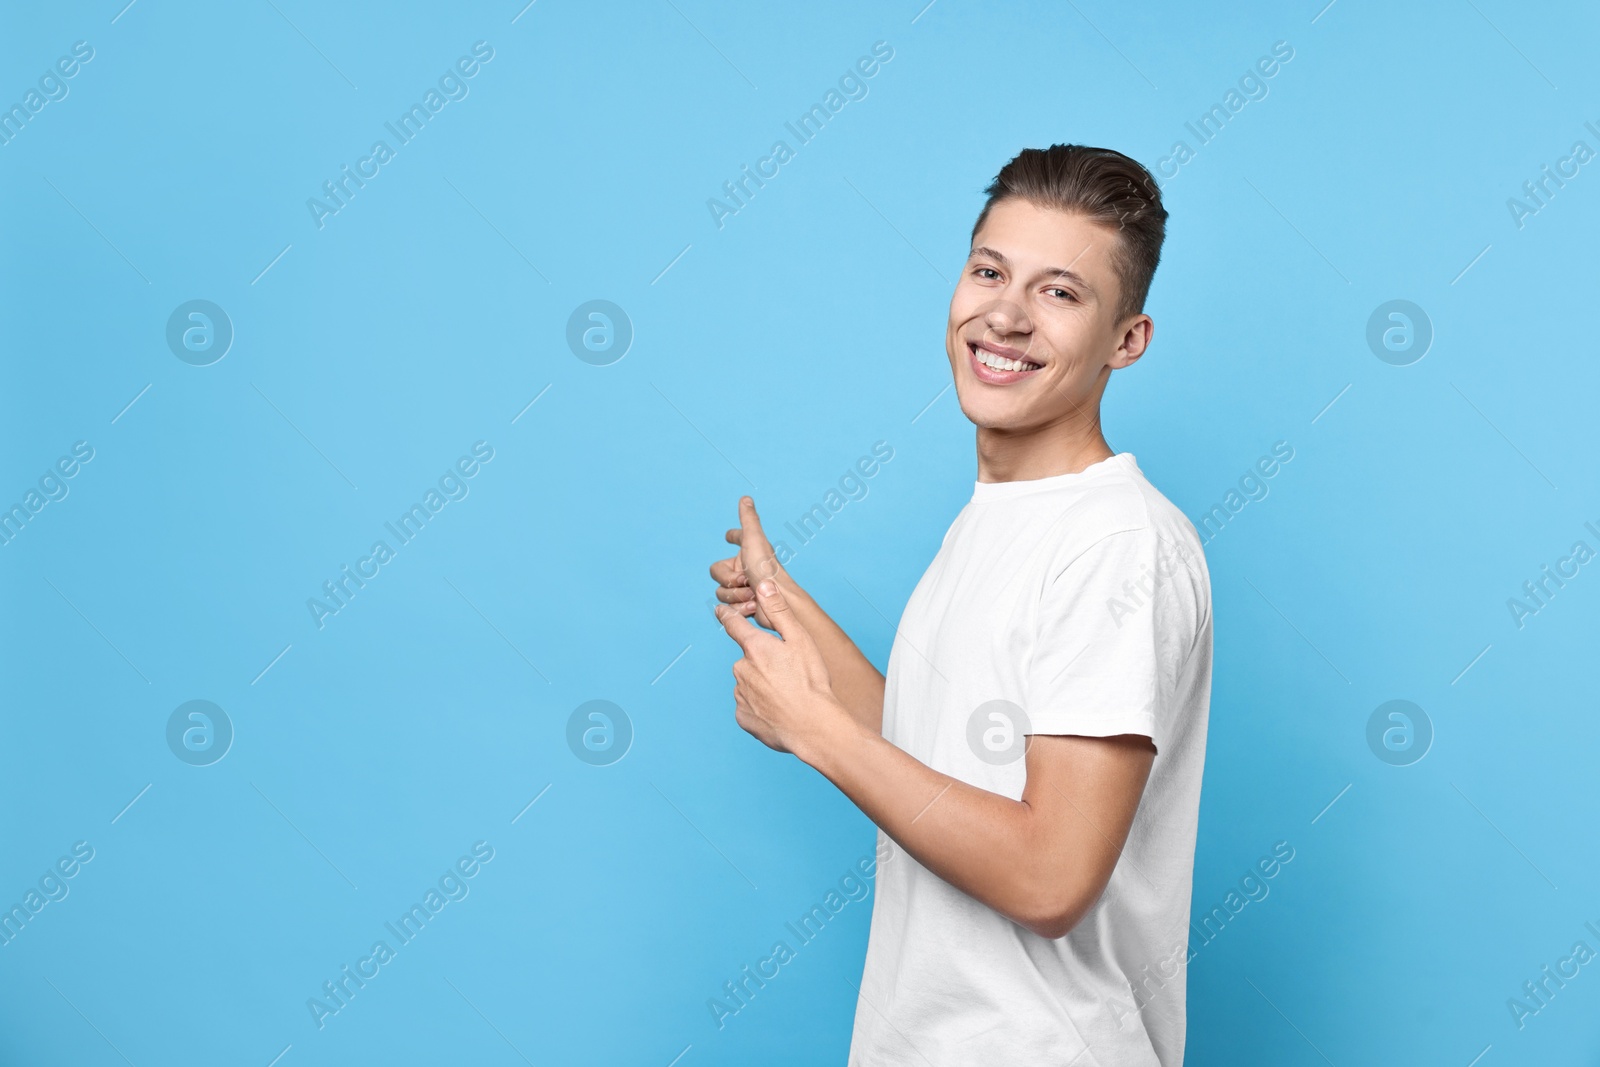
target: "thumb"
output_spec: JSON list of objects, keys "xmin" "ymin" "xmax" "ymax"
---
[
  {"xmin": 755, "ymin": 579, "xmax": 805, "ymax": 642},
  {"xmin": 739, "ymin": 496, "xmax": 781, "ymax": 584}
]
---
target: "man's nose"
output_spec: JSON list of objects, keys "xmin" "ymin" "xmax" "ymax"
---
[{"xmin": 983, "ymin": 297, "xmax": 1029, "ymax": 335}]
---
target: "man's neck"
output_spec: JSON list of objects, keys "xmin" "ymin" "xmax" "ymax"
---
[{"xmin": 975, "ymin": 422, "xmax": 1115, "ymax": 484}]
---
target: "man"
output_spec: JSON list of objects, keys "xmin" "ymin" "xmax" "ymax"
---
[{"xmin": 710, "ymin": 143, "xmax": 1212, "ymax": 1065}]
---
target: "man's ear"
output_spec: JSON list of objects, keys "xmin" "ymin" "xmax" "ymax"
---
[{"xmin": 1108, "ymin": 315, "xmax": 1153, "ymax": 371}]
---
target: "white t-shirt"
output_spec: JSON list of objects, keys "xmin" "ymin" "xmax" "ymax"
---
[{"xmin": 848, "ymin": 451, "xmax": 1213, "ymax": 1066}]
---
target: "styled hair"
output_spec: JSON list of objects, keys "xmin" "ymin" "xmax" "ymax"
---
[{"xmin": 970, "ymin": 144, "xmax": 1168, "ymax": 325}]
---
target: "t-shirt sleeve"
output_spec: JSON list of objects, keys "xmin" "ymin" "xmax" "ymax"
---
[{"xmin": 1023, "ymin": 526, "xmax": 1206, "ymax": 753}]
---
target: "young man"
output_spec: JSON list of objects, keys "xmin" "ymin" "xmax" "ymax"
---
[{"xmin": 710, "ymin": 144, "xmax": 1212, "ymax": 1065}]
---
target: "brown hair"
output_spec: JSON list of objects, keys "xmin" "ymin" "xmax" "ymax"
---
[{"xmin": 970, "ymin": 144, "xmax": 1168, "ymax": 325}]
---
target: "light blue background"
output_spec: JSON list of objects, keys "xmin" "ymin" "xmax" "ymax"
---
[{"xmin": 4, "ymin": 0, "xmax": 1598, "ymax": 1063}]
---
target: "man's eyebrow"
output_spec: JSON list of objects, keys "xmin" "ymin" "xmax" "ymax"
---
[{"xmin": 967, "ymin": 245, "xmax": 1096, "ymax": 294}]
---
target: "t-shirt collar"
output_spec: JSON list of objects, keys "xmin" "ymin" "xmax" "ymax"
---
[{"xmin": 970, "ymin": 452, "xmax": 1136, "ymax": 503}]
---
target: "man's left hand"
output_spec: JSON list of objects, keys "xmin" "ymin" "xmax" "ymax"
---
[{"xmin": 715, "ymin": 579, "xmax": 848, "ymax": 756}]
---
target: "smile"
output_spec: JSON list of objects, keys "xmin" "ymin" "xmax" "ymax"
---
[{"xmin": 968, "ymin": 342, "xmax": 1043, "ymax": 383}]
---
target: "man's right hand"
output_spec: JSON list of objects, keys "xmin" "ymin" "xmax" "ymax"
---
[
  {"xmin": 710, "ymin": 495, "xmax": 886, "ymax": 735},
  {"xmin": 710, "ymin": 496, "xmax": 793, "ymax": 632}
]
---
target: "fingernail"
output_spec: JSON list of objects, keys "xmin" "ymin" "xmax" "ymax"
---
[{"xmin": 758, "ymin": 580, "xmax": 775, "ymax": 596}]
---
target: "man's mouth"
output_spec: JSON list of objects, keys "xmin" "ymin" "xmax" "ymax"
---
[{"xmin": 968, "ymin": 341, "xmax": 1043, "ymax": 382}]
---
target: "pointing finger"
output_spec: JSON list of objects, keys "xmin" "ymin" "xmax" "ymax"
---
[
  {"xmin": 755, "ymin": 579, "xmax": 806, "ymax": 643},
  {"xmin": 739, "ymin": 498, "xmax": 782, "ymax": 584},
  {"xmin": 715, "ymin": 602, "xmax": 759, "ymax": 651},
  {"xmin": 739, "ymin": 497, "xmax": 771, "ymax": 551}
]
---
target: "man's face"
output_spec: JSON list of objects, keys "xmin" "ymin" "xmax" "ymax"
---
[{"xmin": 945, "ymin": 198, "xmax": 1147, "ymax": 432}]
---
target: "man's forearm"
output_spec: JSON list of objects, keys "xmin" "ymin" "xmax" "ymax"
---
[
  {"xmin": 794, "ymin": 704, "xmax": 1077, "ymax": 938},
  {"xmin": 780, "ymin": 580, "xmax": 885, "ymax": 734}
]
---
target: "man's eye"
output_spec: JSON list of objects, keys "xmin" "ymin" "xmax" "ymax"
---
[
  {"xmin": 973, "ymin": 267, "xmax": 1000, "ymax": 280},
  {"xmin": 1048, "ymin": 287, "xmax": 1076, "ymax": 301}
]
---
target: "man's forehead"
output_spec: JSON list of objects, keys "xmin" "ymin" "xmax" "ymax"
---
[{"xmin": 966, "ymin": 206, "xmax": 1107, "ymax": 281}]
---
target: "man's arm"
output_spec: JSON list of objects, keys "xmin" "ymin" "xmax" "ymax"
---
[
  {"xmin": 803, "ymin": 714, "xmax": 1154, "ymax": 939},
  {"xmin": 711, "ymin": 497, "xmax": 885, "ymax": 734},
  {"xmin": 717, "ymin": 579, "xmax": 1155, "ymax": 940}
]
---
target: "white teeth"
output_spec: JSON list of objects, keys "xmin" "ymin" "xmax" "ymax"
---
[{"xmin": 973, "ymin": 345, "xmax": 1040, "ymax": 373}]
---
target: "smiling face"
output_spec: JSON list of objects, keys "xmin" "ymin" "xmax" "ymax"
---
[{"xmin": 945, "ymin": 198, "xmax": 1151, "ymax": 437}]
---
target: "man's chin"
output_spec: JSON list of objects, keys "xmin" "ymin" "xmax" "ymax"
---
[{"xmin": 956, "ymin": 395, "xmax": 1036, "ymax": 432}]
